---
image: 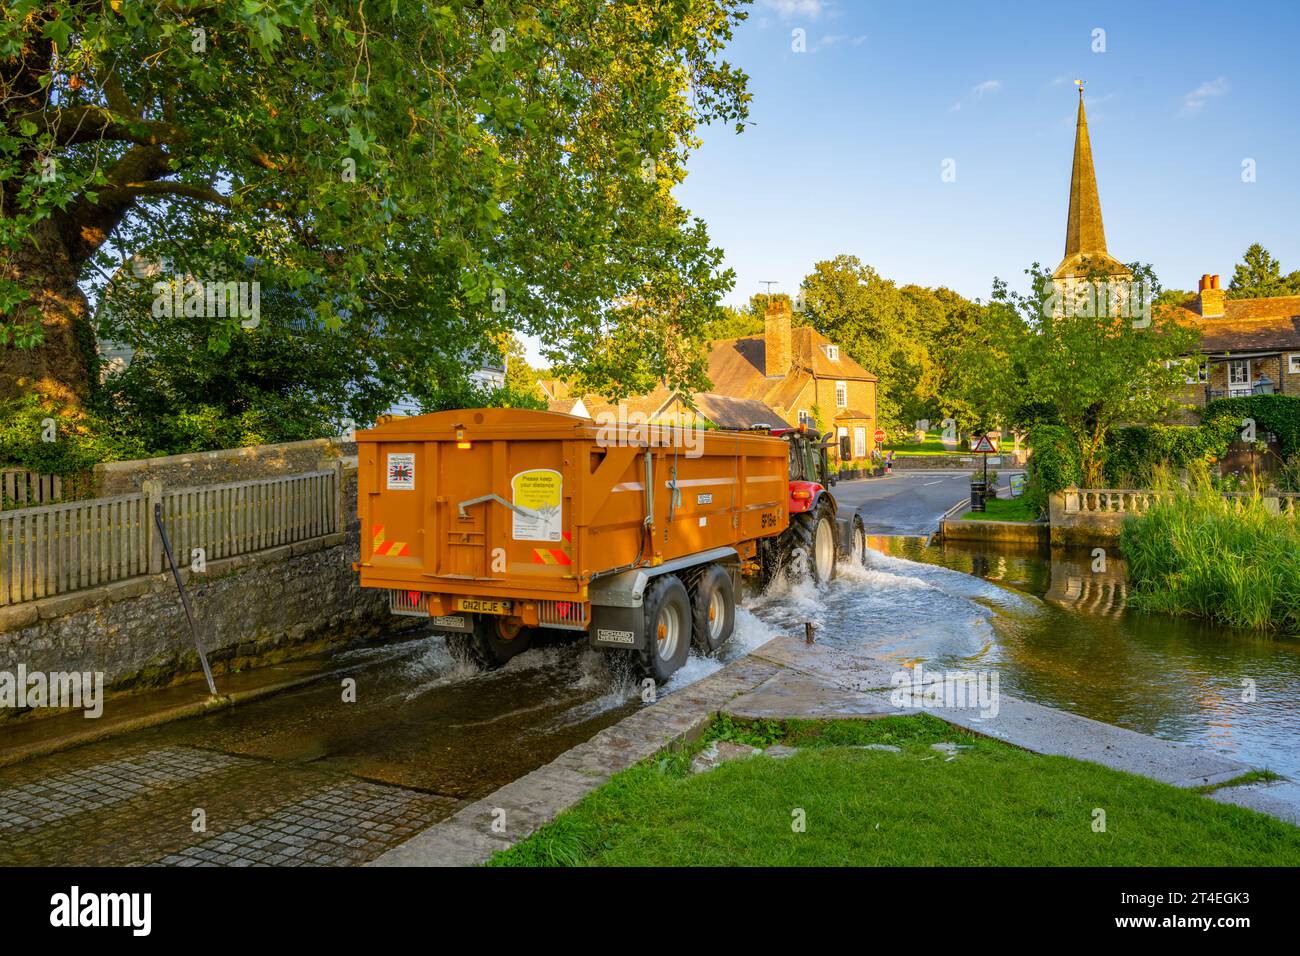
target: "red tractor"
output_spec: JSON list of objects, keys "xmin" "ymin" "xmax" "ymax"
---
[{"xmin": 751, "ymin": 424, "xmax": 867, "ymax": 588}]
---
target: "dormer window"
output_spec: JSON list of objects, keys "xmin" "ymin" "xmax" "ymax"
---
[{"xmin": 824, "ymin": 345, "xmax": 839, "ymax": 361}]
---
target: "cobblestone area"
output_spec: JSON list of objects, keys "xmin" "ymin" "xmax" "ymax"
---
[
  {"xmin": 0, "ymin": 741, "xmax": 456, "ymax": 866},
  {"xmin": 156, "ymin": 780, "xmax": 443, "ymax": 866}
]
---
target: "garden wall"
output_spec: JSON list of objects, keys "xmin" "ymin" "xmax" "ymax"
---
[{"xmin": 0, "ymin": 443, "xmax": 411, "ymax": 696}]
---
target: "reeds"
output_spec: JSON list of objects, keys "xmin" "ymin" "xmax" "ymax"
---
[{"xmin": 1119, "ymin": 469, "xmax": 1300, "ymax": 632}]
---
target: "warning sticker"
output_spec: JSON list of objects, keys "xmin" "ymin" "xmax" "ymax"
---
[
  {"xmin": 511, "ymin": 468, "xmax": 563, "ymax": 541},
  {"xmin": 386, "ymin": 453, "xmax": 416, "ymax": 490}
]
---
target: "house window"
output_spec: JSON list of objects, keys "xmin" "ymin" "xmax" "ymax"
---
[
  {"xmin": 1229, "ymin": 359, "xmax": 1250, "ymax": 387},
  {"xmin": 835, "ymin": 381, "xmax": 847, "ymax": 407},
  {"xmin": 853, "ymin": 427, "xmax": 867, "ymax": 458},
  {"xmin": 798, "ymin": 409, "xmax": 813, "ymax": 427},
  {"xmin": 825, "ymin": 345, "xmax": 839, "ymax": 361},
  {"xmin": 1184, "ymin": 360, "xmax": 1209, "ymax": 384},
  {"xmin": 1289, "ymin": 354, "xmax": 1300, "ymax": 374}
]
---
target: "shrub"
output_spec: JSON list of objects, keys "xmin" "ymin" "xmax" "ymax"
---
[
  {"xmin": 1120, "ymin": 473, "xmax": 1300, "ymax": 632},
  {"xmin": 1103, "ymin": 420, "xmax": 1237, "ymax": 487},
  {"xmin": 1023, "ymin": 423, "xmax": 1079, "ymax": 516},
  {"xmin": 0, "ymin": 395, "xmax": 145, "ymax": 480}
]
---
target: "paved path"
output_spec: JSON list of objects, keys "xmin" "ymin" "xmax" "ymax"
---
[
  {"xmin": 373, "ymin": 634, "xmax": 1295, "ymax": 866},
  {"xmin": 834, "ymin": 471, "xmax": 1016, "ymax": 536}
]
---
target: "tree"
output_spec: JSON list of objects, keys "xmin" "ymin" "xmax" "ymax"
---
[
  {"xmin": 1228, "ymin": 243, "xmax": 1300, "ymax": 299},
  {"xmin": 1, "ymin": 1, "xmax": 750, "ymax": 408},
  {"xmin": 702, "ymin": 303, "xmax": 762, "ymax": 341},
  {"xmin": 798, "ymin": 255, "xmax": 937, "ymax": 431},
  {"xmin": 966, "ymin": 262, "xmax": 1199, "ymax": 486}
]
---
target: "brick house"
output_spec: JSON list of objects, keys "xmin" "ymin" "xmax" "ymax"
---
[
  {"xmin": 685, "ymin": 297, "xmax": 879, "ymax": 460},
  {"xmin": 544, "ymin": 298, "xmax": 879, "ymax": 461},
  {"xmin": 1163, "ymin": 276, "xmax": 1300, "ymax": 424}
]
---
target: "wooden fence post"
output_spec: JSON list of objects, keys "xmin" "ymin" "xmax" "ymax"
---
[
  {"xmin": 143, "ymin": 479, "xmax": 164, "ymax": 574},
  {"xmin": 333, "ymin": 459, "xmax": 346, "ymax": 535}
]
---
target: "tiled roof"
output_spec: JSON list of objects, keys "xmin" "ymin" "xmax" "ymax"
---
[
  {"xmin": 1171, "ymin": 295, "xmax": 1300, "ymax": 352},
  {"xmin": 692, "ymin": 393, "xmax": 791, "ymax": 429},
  {"xmin": 833, "ymin": 408, "xmax": 872, "ymax": 421},
  {"xmin": 705, "ymin": 326, "xmax": 877, "ymax": 411}
]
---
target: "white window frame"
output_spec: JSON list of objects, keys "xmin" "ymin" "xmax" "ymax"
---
[
  {"xmin": 834, "ymin": 381, "xmax": 848, "ymax": 408},
  {"xmin": 853, "ymin": 426, "xmax": 867, "ymax": 459},
  {"xmin": 798, "ymin": 409, "xmax": 813, "ymax": 427},
  {"xmin": 825, "ymin": 345, "xmax": 839, "ymax": 361},
  {"xmin": 1229, "ymin": 359, "xmax": 1250, "ymax": 386},
  {"xmin": 1184, "ymin": 360, "xmax": 1209, "ymax": 385},
  {"xmin": 1289, "ymin": 353, "xmax": 1300, "ymax": 375}
]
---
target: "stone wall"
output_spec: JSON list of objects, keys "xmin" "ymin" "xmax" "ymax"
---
[
  {"xmin": 0, "ymin": 456, "xmax": 410, "ymax": 693},
  {"xmin": 95, "ymin": 436, "xmax": 356, "ymax": 497},
  {"xmin": 892, "ymin": 454, "xmax": 1025, "ymax": 471},
  {"xmin": 1048, "ymin": 489, "xmax": 1128, "ymax": 547}
]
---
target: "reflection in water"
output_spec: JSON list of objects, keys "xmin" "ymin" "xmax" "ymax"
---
[{"xmin": 743, "ymin": 536, "xmax": 1300, "ymax": 778}]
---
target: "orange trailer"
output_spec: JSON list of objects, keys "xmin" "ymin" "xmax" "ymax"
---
[{"xmin": 355, "ymin": 408, "xmax": 794, "ymax": 680}]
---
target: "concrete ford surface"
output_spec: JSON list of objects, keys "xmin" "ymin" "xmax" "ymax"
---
[{"xmin": 356, "ymin": 408, "xmax": 861, "ymax": 681}]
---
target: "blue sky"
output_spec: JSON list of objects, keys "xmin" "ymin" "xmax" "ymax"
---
[{"xmin": 676, "ymin": 0, "xmax": 1300, "ymax": 309}]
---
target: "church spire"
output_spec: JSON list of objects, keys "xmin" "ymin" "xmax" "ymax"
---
[
  {"xmin": 1064, "ymin": 81, "xmax": 1107, "ymax": 258},
  {"xmin": 1053, "ymin": 81, "xmax": 1128, "ymax": 281}
]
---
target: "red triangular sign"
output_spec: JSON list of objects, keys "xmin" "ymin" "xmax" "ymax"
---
[{"xmin": 970, "ymin": 434, "xmax": 998, "ymax": 453}]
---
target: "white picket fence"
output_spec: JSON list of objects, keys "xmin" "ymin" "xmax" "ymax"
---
[{"xmin": 0, "ymin": 469, "xmax": 341, "ymax": 607}]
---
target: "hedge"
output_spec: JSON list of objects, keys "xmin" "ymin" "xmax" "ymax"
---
[
  {"xmin": 1102, "ymin": 420, "xmax": 1238, "ymax": 488},
  {"xmin": 1023, "ymin": 423, "xmax": 1079, "ymax": 516},
  {"xmin": 1200, "ymin": 395, "xmax": 1300, "ymax": 457}
]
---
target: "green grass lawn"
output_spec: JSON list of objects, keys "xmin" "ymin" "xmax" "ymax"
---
[
  {"xmin": 958, "ymin": 496, "xmax": 1040, "ymax": 522},
  {"xmin": 884, "ymin": 430, "xmax": 963, "ymax": 456},
  {"xmin": 490, "ymin": 714, "xmax": 1300, "ymax": 867}
]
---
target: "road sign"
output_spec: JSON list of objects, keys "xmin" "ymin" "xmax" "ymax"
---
[
  {"xmin": 873, "ymin": 428, "xmax": 886, "ymax": 444},
  {"xmin": 970, "ymin": 433, "xmax": 999, "ymax": 453}
]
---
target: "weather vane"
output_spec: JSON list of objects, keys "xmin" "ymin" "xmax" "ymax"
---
[{"xmin": 1075, "ymin": 78, "xmax": 1085, "ymax": 97}]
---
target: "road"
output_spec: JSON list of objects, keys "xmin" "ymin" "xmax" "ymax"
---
[
  {"xmin": 0, "ymin": 469, "xmax": 1002, "ymax": 866},
  {"xmin": 834, "ymin": 469, "xmax": 1014, "ymax": 535}
]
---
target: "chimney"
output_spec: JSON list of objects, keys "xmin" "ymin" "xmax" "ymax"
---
[
  {"xmin": 1197, "ymin": 273, "xmax": 1225, "ymax": 318},
  {"xmin": 764, "ymin": 297, "xmax": 792, "ymax": 377}
]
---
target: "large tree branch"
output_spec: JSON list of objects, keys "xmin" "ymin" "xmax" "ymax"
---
[
  {"xmin": 12, "ymin": 104, "xmax": 185, "ymax": 148},
  {"xmin": 116, "ymin": 180, "xmax": 231, "ymax": 207}
]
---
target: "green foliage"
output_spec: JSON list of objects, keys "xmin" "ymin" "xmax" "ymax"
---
[
  {"xmin": 1201, "ymin": 395, "xmax": 1300, "ymax": 458},
  {"xmin": 1227, "ymin": 243, "xmax": 1300, "ymax": 300},
  {"xmin": 1103, "ymin": 421, "xmax": 1237, "ymax": 487},
  {"xmin": 1023, "ymin": 423, "xmax": 1079, "ymax": 516},
  {"xmin": 702, "ymin": 304, "xmax": 763, "ymax": 341},
  {"xmin": 799, "ymin": 256, "xmax": 981, "ymax": 433},
  {"xmin": 0, "ymin": 394, "xmax": 144, "ymax": 479},
  {"xmin": 3, "ymin": 0, "xmax": 752, "ymax": 401},
  {"xmin": 966, "ymin": 262, "xmax": 1198, "ymax": 485},
  {"xmin": 1121, "ymin": 475, "xmax": 1300, "ymax": 632}
]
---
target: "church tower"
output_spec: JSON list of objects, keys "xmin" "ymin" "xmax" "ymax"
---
[{"xmin": 1052, "ymin": 83, "xmax": 1132, "ymax": 315}]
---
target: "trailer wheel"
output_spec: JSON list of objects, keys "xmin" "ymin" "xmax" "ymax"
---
[
  {"xmin": 640, "ymin": 575, "xmax": 691, "ymax": 683},
  {"xmin": 691, "ymin": 564, "xmax": 735, "ymax": 655},
  {"xmin": 448, "ymin": 616, "xmax": 535, "ymax": 669},
  {"xmin": 852, "ymin": 518, "xmax": 868, "ymax": 567}
]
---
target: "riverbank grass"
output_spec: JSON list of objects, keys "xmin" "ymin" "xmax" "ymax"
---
[
  {"xmin": 958, "ymin": 496, "xmax": 1039, "ymax": 522},
  {"xmin": 1120, "ymin": 478, "xmax": 1300, "ymax": 632},
  {"xmin": 490, "ymin": 714, "xmax": 1300, "ymax": 866}
]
